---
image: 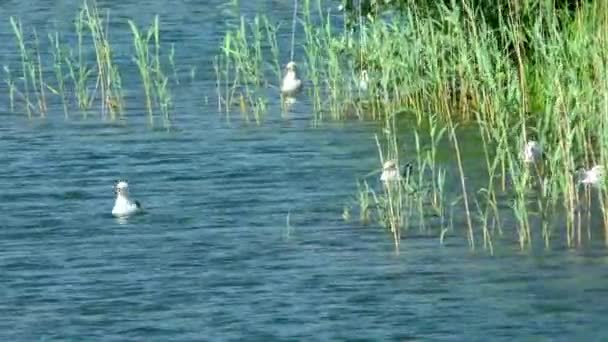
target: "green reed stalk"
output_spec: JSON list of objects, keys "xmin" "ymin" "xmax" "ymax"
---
[
  {"xmin": 31, "ymin": 29, "xmax": 47, "ymax": 115},
  {"xmin": 83, "ymin": 0, "xmax": 123, "ymax": 119},
  {"xmin": 220, "ymin": 32, "xmax": 235, "ymax": 117},
  {"xmin": 263, "ymin": 17, "xmax": 281, "ymax": 90},
  {"xmin": 213, "ymin": 56, "xmax": 222, "ymax": 112},
  {"xmin": 449, "ymin": 124, "xmax": 475, "ymax": 250},
  {"xmin": 301, "ymin": 0, "xmax": 322, "ymax": 119},
  {"xmin": 128, "ymin": 15, "xmax": 173, "ymax": 128},
  {"xmin": 74, "ymin": 7, "xmax": 93, "ymax": 112},
  {"xmin": 10, "ymin": 16, "xmax": 32, "ymax": 117},
  {"xmin": 49, "ymin": 32, "xmax": 69, "ymax": 118},
  {"xmin": 169, "ymin": 43, "xmax": 179, "ymax": 85},
  {"xmin": 3, "ymin": 66, "xmax": 16, "ymax": 113},
  {"xmin": 128, "ymin": 19, "xmax": 154, "ymax": 121}
]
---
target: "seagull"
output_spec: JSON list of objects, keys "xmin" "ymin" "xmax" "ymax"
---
[
  {"xmin": 523, "ymin": 140, "xmax": 543, "ymax": 164},
  {"xmin": 381, "ymin": 160, "xmax": 401, "ymax": 183},
  {"xmin": 578, "ymin": 165, "xmax": 604, "ymax": 186},
  {"xmin": 358, "ymin": 70, "xmax": 369, "ymax": 93},
  {"xmin": 380, "ymin": 160, "xmax": 412, "ymax": 183},
  {"xmin": 112, "ymin": 180, "xmax": 142, "ymax": 217},
  {"xmin": 280, "ymin": 61, "xmax": 302, "ymax": 96}
]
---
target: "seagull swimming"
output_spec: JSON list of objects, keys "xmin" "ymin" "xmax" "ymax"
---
[
  {"xmin": 280, "ymin": 61, "xmax": 302, "ymax": 96},
  {"xmin": 579, "ymin": 165, "xmax": 604, "ymax": 186},
  {"xmin": 523, "ymin": 140, "xmax": 543, "ymax": 164},
  {"xmin": 112, "ymin": 180, "xmax": 142, "ymax": 217}
]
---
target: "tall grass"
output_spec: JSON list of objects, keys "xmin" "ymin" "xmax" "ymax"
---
[
  {"xmin": 82, "ymin": 1, "xmax": 123, "ymax": 119},
  {"xmin": 216, "ymin": 15, "xmax": 277, "ymax": 124},
  {"xmin": 67, "ymin": 7, "xmax": 94, "ymax": 113},
  {"xmin": 128, "ymin": 15, "xmax": 174, "ymax": 128},
  {"xmin": 3, "ymin": 0, "xmax": 176, "ymax": 128},
  {"xmin": 49, "ymin": 32, "xmax": 69, "ymax": 118},
  {"xmin": 219, "ymin": 0, "xmax": 607, "ymax": 252},
  {"xmin": 9, "ymin": 17, "xmax": 37, "ymax": 117}
]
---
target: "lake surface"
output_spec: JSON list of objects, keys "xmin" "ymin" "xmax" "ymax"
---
[{"xmin": 1, "ymin": 0, "xmax": 608, "ymax": 340}]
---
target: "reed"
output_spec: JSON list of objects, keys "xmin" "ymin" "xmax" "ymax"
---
[
  {"xmin": 68, "ymin": 6, "xmax": 94, "ymax": 113},
  {"xmin": 31, "ymin": 29, "xmax": 48, "ymax": 114},
  {"xmin": 169, "ymin": 44, "xmax": 179, "ymax": 85},
  {"xmin": 150, "ymin": 15, "xmax": 173, "ymax": 127},
  {"xmin": 3, "ymin": 66, "xmax": 16, "ymax": 113},
  {"xmin": 9, "ymin": 16, "xmax": 33, "ymax": 117},
  {"xmin": 217, "ymin": 14, "xmax": 281, "ymax": 123},
  {"xmin": 128, "ymin": 18, "xmax": 156, "ymax": 122},
  {"xmin": 4, "ymin": 0, "xmax": 177, "ymax": 125},
  {"xmin": 82, "ymin": 0, "xmax": 123, "ymax": 119},
  {"xmin": 128, "ymin": 15, "xmax": 174, "ymax": 128},
  {"xmin": 48, "ymin": 32, "xmax": 69, "ymax": 118},
  {"xmin": 308, "ymin": 0, "xmax": 606, "ymax": 251}
]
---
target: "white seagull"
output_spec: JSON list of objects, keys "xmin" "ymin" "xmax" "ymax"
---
[
  {"xmin": 579, "ymin": 165, "xmax": 604, "ymax": 186},
  {"xmin": 358, "ymin": 70, "xmax": 369, "ymax": 93},
  {"xmin": 523, "ymin": 140, "xmax": 543, "ymax": 164},
  {"xmin": 380, "ymin": 160, "xmax": 402, "ymax": 183},
  {"xmin": 280, "ymin": 61, "xmax": 302, "ymax": 96},
  {"xmin": 112, "ymin": 180, "xmax": 142, "ymax": 217}
]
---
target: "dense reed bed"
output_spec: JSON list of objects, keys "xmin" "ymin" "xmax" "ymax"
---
[
  {"xmin": 219, "ymin": 0, "xmax": 608, "ymax": 252},
  {"xmin": 3, "ymin": 1, "xmax": 175, "ymax": 128}
]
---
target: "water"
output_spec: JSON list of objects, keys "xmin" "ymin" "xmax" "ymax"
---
[{"xmin": 1, "ymin": 1, "xmax": 608, "ymax": 340}]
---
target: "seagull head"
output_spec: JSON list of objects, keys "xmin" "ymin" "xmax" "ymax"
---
[
  {"xmin": 285, "ymin": 61, "xmax": 297, "ymax": 73},
  {"xmin": 114, "ymin": 180, "xmax": 130, "ymax": 196},
  {"xmin": 383, "ymin": 160, "xmax": 398, "ymax": 172}
]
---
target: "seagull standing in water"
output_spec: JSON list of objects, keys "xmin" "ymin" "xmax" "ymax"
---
[
  {"xmin": 380, "ymin": 160, "xmax": 402, "ymax": 183},
  {"xmin": 358, "ymin": 70, "xmax": 369, "ymax": 93},
  {"xmin": 523, "ymin": 140, "xmax": 543, "ymax": 165},
  {"xmin": 280, "ymin": 61, "xmax": 302, "ymax": 96},
  {"xmin": 112, "ymin": 180, "xmax": 142, "ymax": 217},
  {"xmin": 579, "ymin": 165, "xmax": 604, "ymax": 186}
]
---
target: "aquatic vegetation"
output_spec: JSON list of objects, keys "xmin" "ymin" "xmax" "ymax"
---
[
  {"xmin": 218, "ymin": 0, "xmax": 606, "ymax": 120},
  {"xmin": 128, "ymin": 15, "xmax": 174, "ymax": 127},
  {"xmin": 3, "ymin": 0, "xmax": 175, "ymax": 128},
  {"xmin": 325, "ymin": 1, "xmax": 608, "ymax": 252},
  {"xmin": 48, "ymin": 32, "xmax": 69, "ymax": 118},
  {"xmin": 1, "ymin": 0, "xmax": 607, "ymax": 253},
  {"xmin": 342, "ymin": 111, "xmax": 454, "ymax": 251},
  {"xmin": 215, "ymin": 14, "xmax": 280, "ymax": 124},
  {"xmin": 80, "ymin": 1, "xmax": 124, "ymax": 119},
  {"xmin": 9, "ymin": 17, "xmax": 41, "ymax": 117}
]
